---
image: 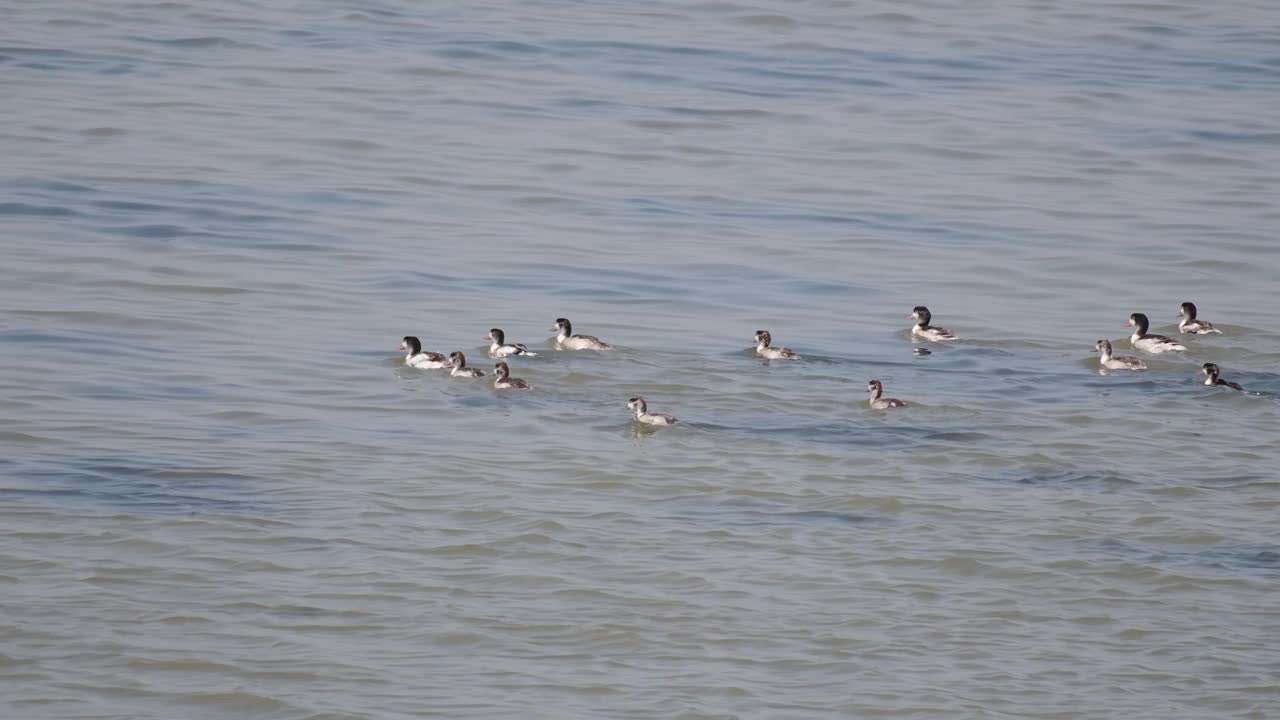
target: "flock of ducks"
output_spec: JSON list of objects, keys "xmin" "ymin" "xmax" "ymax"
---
[
  {"xmin": 1096, "ymin": 303, "xmax": 1247, "ymax": 391},
  {"xmin": 400, "ymin": 302, "xmax": 1252, "ymax": 428}
]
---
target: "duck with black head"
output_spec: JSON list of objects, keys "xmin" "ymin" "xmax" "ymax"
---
[
  {"xmin": 908, "ymin": 306, "xmax": 956, "ymax": 342},
  {"xmin": 549, "ymin": 318, "xmax": 612, "ymax": 351},
  {"xmin": 401, "ymin": 336, "xmax": 449, "ymax": 369},
  {"xmin": 487, "ymin": 328, "xmax": 538, "ymax": 358},
  {"xmin": 1179, "ymin": 302, "xmax": 1222, "ymax": 335},
  {"xmin": 1126, "ymin": 313, "xmax": 1186, "ymax": 353}
]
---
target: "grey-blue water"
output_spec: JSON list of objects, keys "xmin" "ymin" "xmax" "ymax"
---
[{"xmin": 3, "ymin": 1, "xmax": 1279, "ymax": 717}]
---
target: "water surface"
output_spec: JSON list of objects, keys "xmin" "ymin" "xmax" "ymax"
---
[{"xmin": 3, "ymin": 1, "xmax": 1279, "ymax": 718}]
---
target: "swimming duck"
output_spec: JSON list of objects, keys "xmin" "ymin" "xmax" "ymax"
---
[
  {"xmin": 1201, "ymin": 363, "xmax": 1244, "ymax": 391},
  {"xmin": 487, "ymin": 328, "xmax": 538, "ymax": 358},
  {"xmin": 753, "ymin": 330, "xmax": 801, "ymax": 360},
  {"xmin": 549, "ymin": 318, "xmax": 612, "ymax": 351},
  {"xmin": 908, "ymin": 306, "xmax": 956, "ymax": 342},
  {"xmin": 401, "ymin": 336, "xmax": 449, "ymax": 369},
  {"xmin": 1127, "ymin": 313, "xmax": 1186, "ymax": 353},
  {"xmin": 866, "ymin": 379, "xmax": 907, "ymax": 409},
  {"xmin": 1095, "ymin": 339, "xmax": 1147, "ymax": 371},
  {"xmin": 493, "ymin": 361, "xmax": 531, "ymax": 390},
  {"xmin": 627, "ymin": 396, "xmax": 677, "ymax": 426},
  {"xmin": 1179, "ymin": 302, "xmax": 1221, "ymax": 335},
  {"xmin": 448, "ymin": 351, "xmax": 485, "ymax": 378}
]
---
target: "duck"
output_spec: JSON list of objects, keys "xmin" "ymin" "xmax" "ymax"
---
[
  {"xmin": 866, "ymin": 379, "xmax": 907, "ymax": 409},
  {"xmin": 493, "ymin": 361, "xmax": 531, "ymax": 390},
  {"xmin": 1201, "ymin": 362, "xmax": 1244, "ymax": 391},
  {"xmin": 1095, "ymin": 339, "xmax": 1147, "ymax": 371},
  {"xmin": 401, "ymin": 336, "xmax": 449, "ymax": 369},
  {"xmin": 487, "ymin": 328, "xmax": 538, "ymax": 358},
  {"xmin": 626, "ymin": 396, "xmax": 678, "ymax": 426},
  {"xmin": 908, "ymin": 306, "xmax": 956, "ymax": 342},
  {"xmin": 447, "ymin": 351, "xmax": 485, "ymax": 378},
  {"xmin": 549, "ymin": 318, "xmax": 612, "ymax": 351},
  {"xmin": 753, "ymin": 330, "xmax": 801, "ymax": 360},
  {"xmin": 1179, "ymin": 302, "xmax": 1221, "ymax": 335},
  {"xmin": 1126, "ymin": 313, "xmax": 1186, "ymax": 353}
]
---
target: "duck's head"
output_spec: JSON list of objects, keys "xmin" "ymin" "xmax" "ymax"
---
[
  {"xmin": 1179, "ymin": 302, "xmax": 1197, "ymax": 320},
  {"xmin": 753, "ymin": 330, "xmax": 771, "ymax": 346},
  {"xmin": 909, "ymin": 306, "xmax": 931, "ymax": 325},
  {"xmin": 448, "ymin": 351, "xmax": 466, "ymax": 367},
  {"xmin": 1127, "ymin": 313, "xmax": 1150, "ymax": 333},
  {"xmin": 626, "ymin": 396, "xmax": 647, "ymax": 413},
  {"xmin": 866, "ymin": 379, "xmax": 884, "ymax": 396},
  {"xmin": 549, "ymin": 318, "xmax": 571, "ymax": 334},
  {"xmin": 488, "ymin": 328, "xmax": 505, "ymax": 344},
  {"xmin": 494, "ymin": 361, "xmax": 510, "ymax": 378},
  {"xmin": 401, "ymin": 336, "xmax": 421, "ymax": 353},
  {"xmin": 1095, "ymin": 339, "xmax": 1112, "ymax": 354}
]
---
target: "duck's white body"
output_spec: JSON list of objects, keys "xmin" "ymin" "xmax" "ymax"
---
[
  {"xmin": 635, "ymin": 411, "xmax": 677, "ymax": 426},
  {"xmin": 1179, "ymin": 318, "xmax": 1220, "ymax": 335},
  {"xmin": 406, "ymin": 351, "xmax": 448, "ymax": 369},
  {"xmin": 1130, "ymin": 332, "xmax": 1186, "ymax": 354},
  {"xmin": 758, "ymin": 346, "xmax": 797, "ymax": 360},
  {"xmin": 490, "ymin": 342, "xmax": 536, "ymax": 358},
  {"xmin": 912, "ymin": 325, "xmax": 956, "ymax": 342}
]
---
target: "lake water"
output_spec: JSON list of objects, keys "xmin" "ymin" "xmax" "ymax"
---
[{"xmin": 3, "ymin": 1, "xmax": 1279, "ymax": 717}]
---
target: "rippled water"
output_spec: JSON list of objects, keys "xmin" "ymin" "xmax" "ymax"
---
[{"xmin": 3, "ymin": 1, "xmax": 1280, "ymax": 717}]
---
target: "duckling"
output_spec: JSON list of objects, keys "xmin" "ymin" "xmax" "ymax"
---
[
  {"xmin": 626, "ymin": 396, "xmax": 678, "ymax": 426},
  {"xmin": 1201, "ymin": 363, "xmax": 1244, "ymax": 391},
  {"xmin": 549, "ymin": 317, "xmax": 612, "ymax": 351},
  {"xmin": 867, "ymin": 380, "xmax": 907, "ymax": 409},
  {"xmin": 1095, "ymin": 339, "xmax": 1147, "ymax": 371},
  {"xmin": 493, "ymin": 361, "xmax": 531, "ymax": 390},
  {"xmin": 448, "ymin": 351, "xmax": 485, "ymax": 378},
  {"xmin": 753, "ymin": 330, "xmax": 801, "ymax": 360}
]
